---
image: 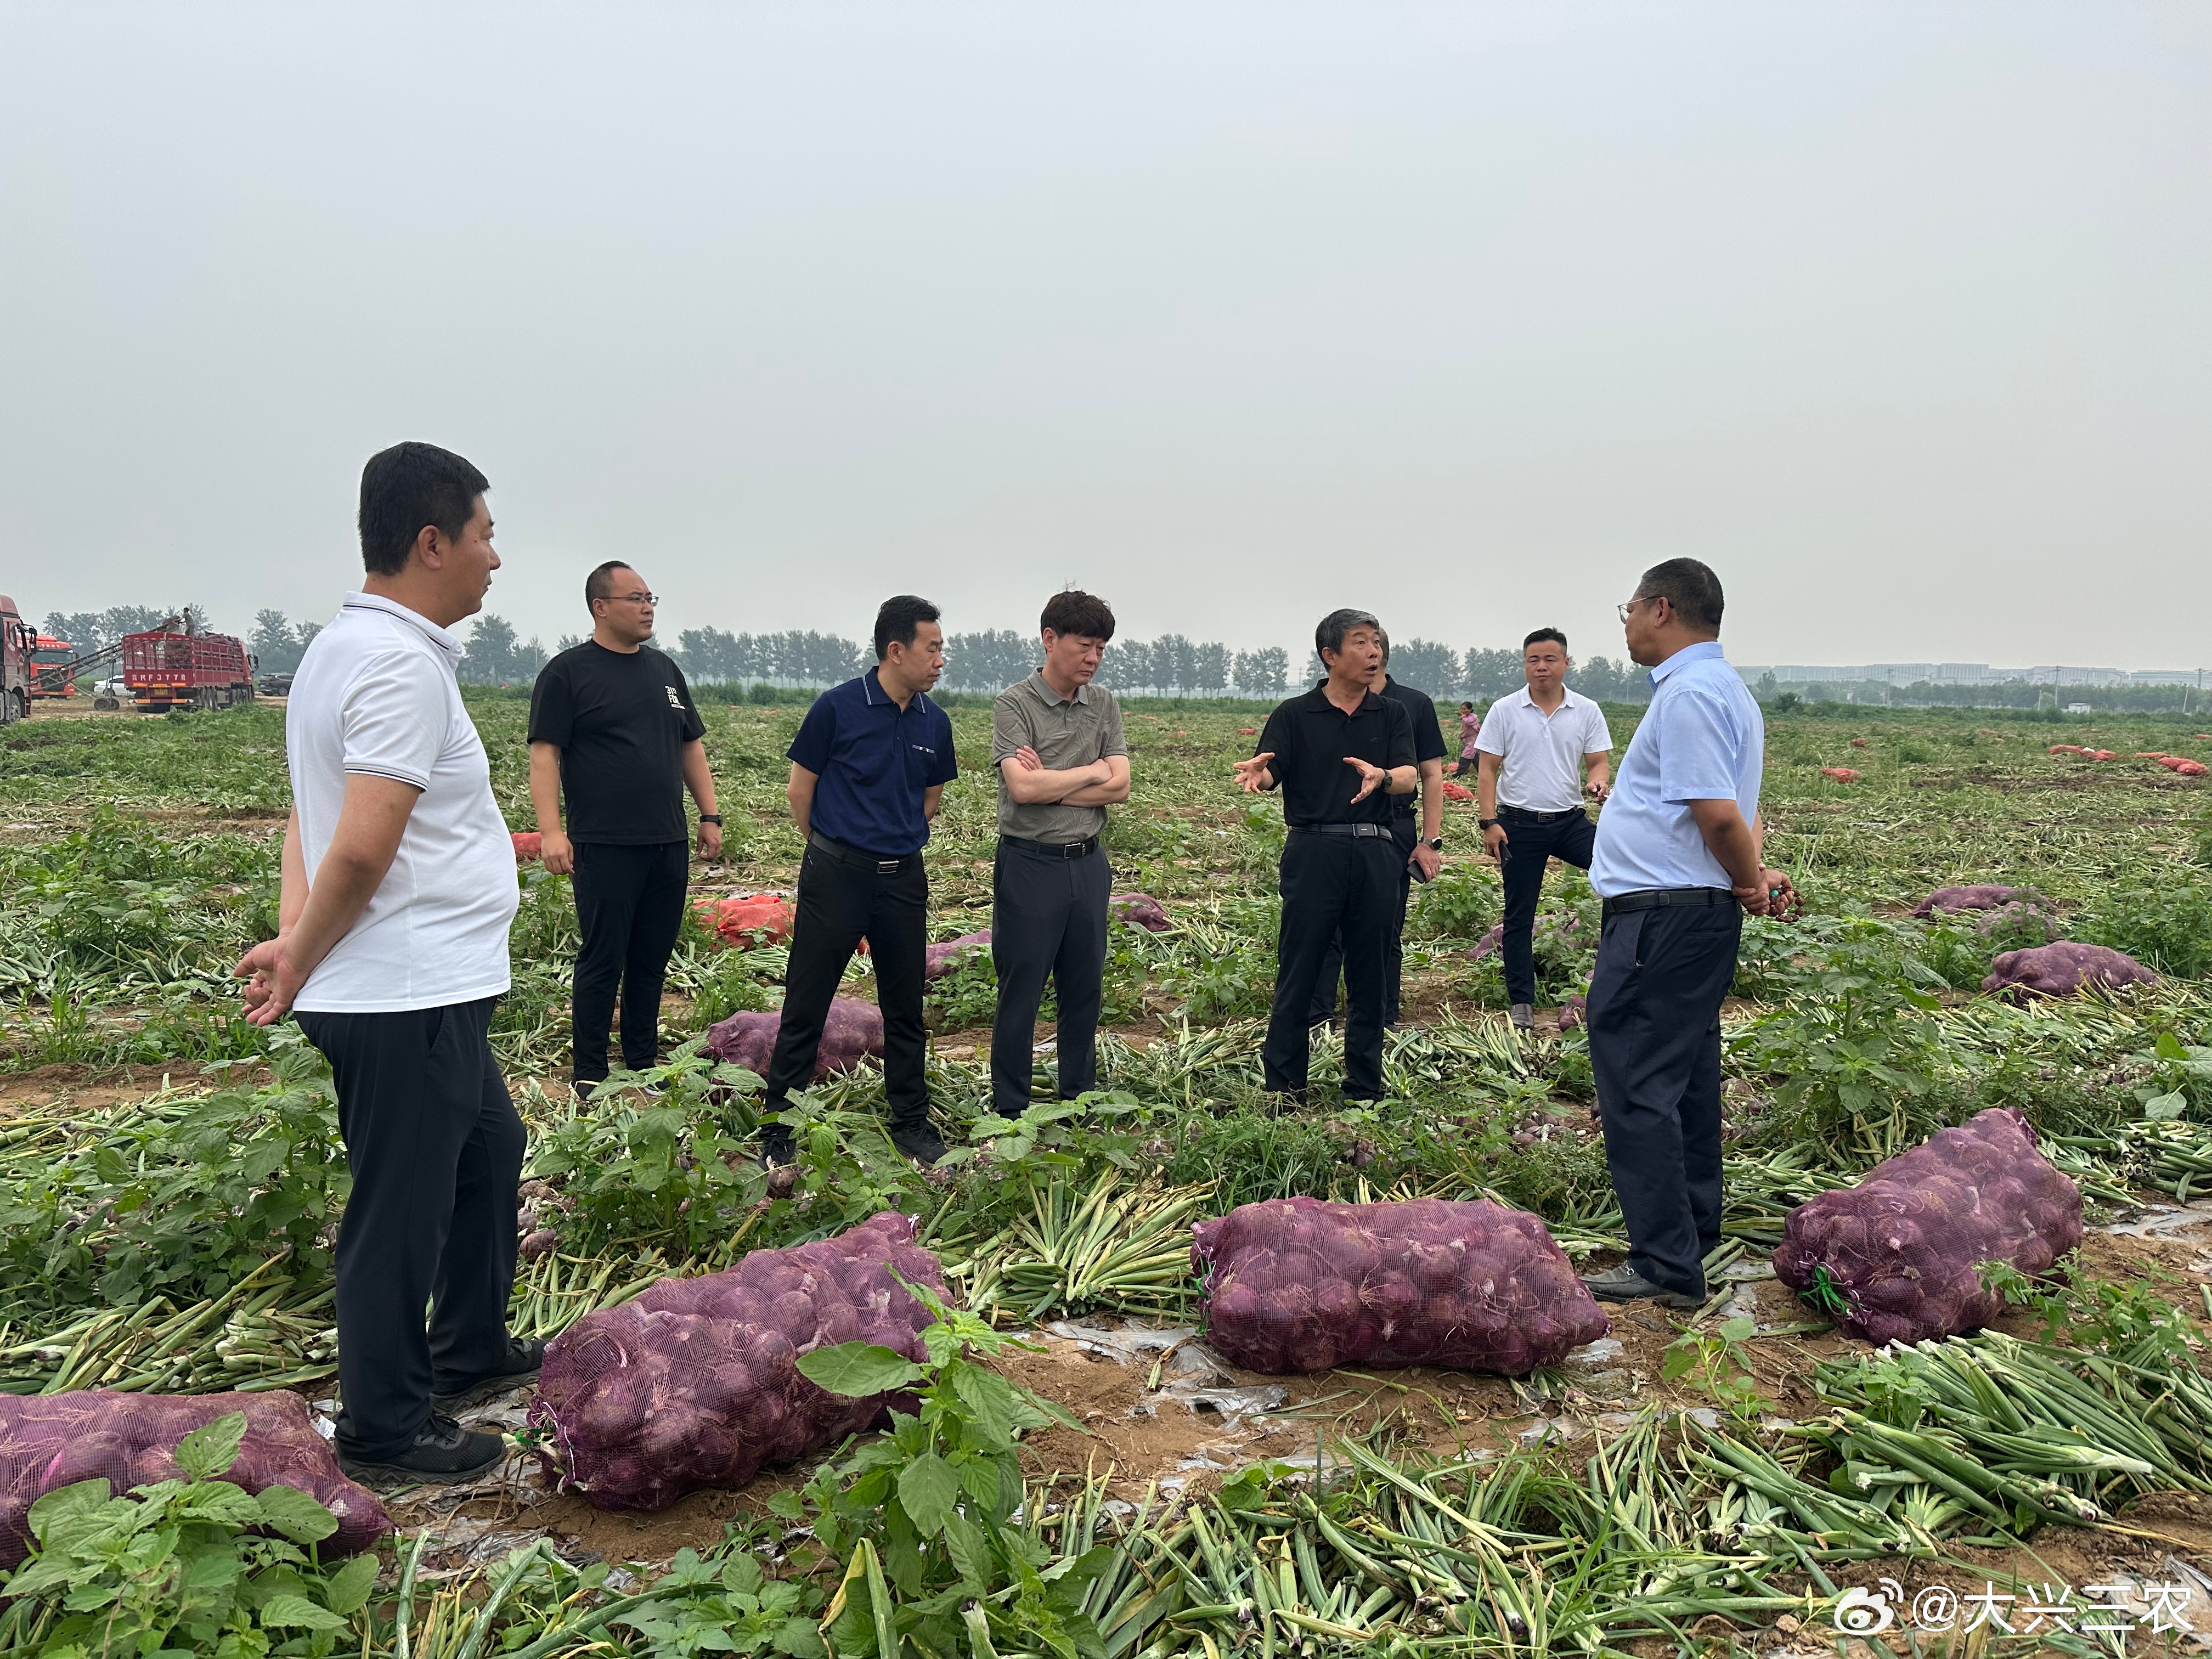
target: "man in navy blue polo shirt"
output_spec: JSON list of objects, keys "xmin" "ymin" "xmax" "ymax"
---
[{"xmin": 758, "ymin": 596, "xmax": 958, "ymax": 1169}]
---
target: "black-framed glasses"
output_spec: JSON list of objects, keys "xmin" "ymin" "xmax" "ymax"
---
[{"xmin": 617, "ymin": 591, "xmax": 659, "ymax": 606}]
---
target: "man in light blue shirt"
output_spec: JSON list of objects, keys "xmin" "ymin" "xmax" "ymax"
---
[{"xmin": 1581, "ymin": 560, "xmax": 1795, "ymax": 1310}]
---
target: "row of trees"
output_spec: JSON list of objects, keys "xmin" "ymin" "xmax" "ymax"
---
[{"xmin": 45, "ymin": 605, "xmax": 1657, "ymax": 703}]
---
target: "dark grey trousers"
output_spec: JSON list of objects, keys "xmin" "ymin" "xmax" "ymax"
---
[
  {"xmin": 1586, "ymin": 900, "xmax": 1741, "ymax": 1297},
  {"xmin": 295, "ymin": 997, "xmax": 523, "ymax": 1460},
  {"xmin": 990, "ymin": 841, "xmax": 1111, "ymax": 1117}
]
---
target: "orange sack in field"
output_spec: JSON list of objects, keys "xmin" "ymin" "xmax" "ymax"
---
[
  {"xmin": 1441, "ymin": 780, "xmax": 1475, "ymax": 802},
  {"xmin": 1821, "ymin": 767, "xmax": 1861, "ymax": 782},
  {"xmin": 695, "ymin": 894, "xmax": 795, "ymax": 948},
  {"xmin": 512, "ymin": 832, "xmax": 543, "ymax": 862}
]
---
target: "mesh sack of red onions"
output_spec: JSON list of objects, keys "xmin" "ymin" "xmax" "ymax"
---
[
  {"xmin": 1192, "ymin": 1196, "xmax": 1608, "ymax": 1376},
  {"xmin": 0, "ymin": 1390, "xmax": 389, "ymax": 1570},
  {"xmin": 528, "ymin": 1211, "xmax": 944, "ymax": 1511},
  {"xmin": 1774, "ymin": 1107, "xmax": 2080, "ymax": 1346}
]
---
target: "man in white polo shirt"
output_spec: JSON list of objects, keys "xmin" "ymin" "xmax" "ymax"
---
[
  {"xmin": 236, "ymin": 442, "xmax": 532, "ymax": 1486},
  {"xmin": 1475, "ymin": 629, "xmax": 1611, "ymax": 1031}
]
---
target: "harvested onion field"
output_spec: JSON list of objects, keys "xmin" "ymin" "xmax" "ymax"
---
[{"xmin": 5, "ymin": 693, "xmax": 2212, "ymax": 1656}]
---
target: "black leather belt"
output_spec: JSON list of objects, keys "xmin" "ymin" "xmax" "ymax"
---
[
  {"xmin": 1500, "ymin": 805, "xmax": 1584, "ymax": 825},
  {"xmin": 809, "ymin": 833, "xmax": 919, "ymax": 874},
  {"xmin": 1290, "ymin": 823, "xmax": 1393, "ymax": 839},
  {"xmin": 1601, "ymin": 887, "xmax": 1736, "ymax": 920},
  {"xmin": 1000, "ymin": 833, "xmax": 1099, "ymax": 860}
]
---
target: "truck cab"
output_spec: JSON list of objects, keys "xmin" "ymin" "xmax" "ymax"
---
[{"xmin": 29, "ymin": 635, "xmax": 76, "ymax": 698}]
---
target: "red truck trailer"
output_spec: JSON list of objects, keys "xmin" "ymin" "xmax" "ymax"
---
[
  {"xmin": 122, "ymin": 624, "xmax": 257, "ymax": 712},
  {"xmin": 0, "ymin": 595, "xmax": 31, "ymax": 724}
]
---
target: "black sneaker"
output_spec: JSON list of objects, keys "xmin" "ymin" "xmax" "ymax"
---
[
  {"xmin": 889, "ymin": 1121, "xmax": 950, "ymax": 1167},
  {"xmin": 337, "ymin": 1413, "xmax": 506, "ymax": 1487},
  {"xmin": 759, "ymin": 1123, "xmax": 799, "ymax": 1169},
  {"xmin": 430, "ymin": 1338, "xmax": 546, "ymax": 1415}
]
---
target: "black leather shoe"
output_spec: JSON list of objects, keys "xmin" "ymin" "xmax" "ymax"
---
[
  {"xmin": 430, "ymin": 1338, "xmax": 546, "ymax": 1415},
  {"xmin": 760, "ymin": 1124, "xmax": 799, "ymax": 1169},
  {"xmin": 1582, "ymin": 1265, "xmax": 1703, "ymax": 1311},
  {"xmin": 337, "ymin": 1413, "xmax": 506, "ymax": 1487},
  {"xmin": 889, "ymin": 1121, "xmax": 950, "ymax": 1167}
]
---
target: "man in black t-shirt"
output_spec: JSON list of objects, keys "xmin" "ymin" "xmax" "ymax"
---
[
  {"xmin": 1233, "ymin": 609, "xmax": 1418, "ymax": 1103},
  {"xmin": 1307, "ymin": 629, "xmax": 1448, "ymax": 1029},
  {"xmin": 528, "ymin": 562, "xmax": 723, "ymax": 1089}
]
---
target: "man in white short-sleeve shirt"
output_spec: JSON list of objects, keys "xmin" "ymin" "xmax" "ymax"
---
[
  {"xmin": 1474, "ymin": 629, "xmax": 1612, "ymax": 1030},
  {"xmin": 237, "ymin": 442, "xmax": 533, "ymax": 1487}
]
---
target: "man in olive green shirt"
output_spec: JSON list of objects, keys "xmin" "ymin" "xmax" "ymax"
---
[{"xmin": 990, "ymin": 590, "xmax": 1131, "ymax": 1117}]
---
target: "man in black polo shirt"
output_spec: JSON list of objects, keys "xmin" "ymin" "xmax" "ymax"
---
[
  {"xmin": 758, "ymin": 595, "xmax": 957, "ymax": 1169},
  {"xmin": 1235, "ymin": 608, "xmax": 1418, "ymax": 1102},
  {"xmin": 529, "ymin": 562, "xmax": 722, "ymax": 1091},
  {"xmin": 1307, "ymin": 628, "xmax": 1447, "ymax": 1029}
]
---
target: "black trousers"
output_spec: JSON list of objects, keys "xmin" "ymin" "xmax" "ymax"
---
[
  {"xmin": 1497, "ymin": 809, "xmax": 1598, "ymax": 1007},
  {"xmin": 1586, "ymin": 900, "xmax": 1741, "ymax": 1298},
  {"xmin": 295, "ymin": 998, "xmax": 523, "ymax": 1460},
  {"xmin": 570, "ymin": 839, "xmax": 690, "ymax": 1082},
  {"xmin": 990, "ymin": 840, "xmax": 1112, "ymax": 1117},
  {"xmin": 1308, "ymin": 815, "xmax": 1419, "ymax": 1026},
  {"xmin": 763, "ymin": 839, "xmax": 930, "ymax": 1125},
  {"xmin": 1263, "ymin": 832, "xmax": 1398, "ymax": 1099}
]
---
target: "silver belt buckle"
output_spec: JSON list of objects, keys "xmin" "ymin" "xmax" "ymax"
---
[{"xmin": 878, "ymin": 858, "xmax": 901, "ymax": 873}]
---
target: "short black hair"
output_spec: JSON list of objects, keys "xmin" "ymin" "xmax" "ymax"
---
[
  {"xmin": 1636, "ymin": 558, "xmax": 1724, "ymax": 631},
  {"xmin": 1523, "ymin": 628, "xmax": 1567, "ymax": 652},
  {"xmin": 585, "ymin": 561, "xmax": 635, "ymax": 614},
  {"xmin": 1040, "ymin": 589, "xmax": 1115, "ymax": 642},
  {"xmin": 1314, "ymin": 608, "xmax": 1381, "ymax": 662},
  {"xmin": 358, "ymin": 442, "xmax": 488, "ymax": 577},
  {"xmin": 874, "ymin": 595, "xmax": 941, "ymax": 659}
]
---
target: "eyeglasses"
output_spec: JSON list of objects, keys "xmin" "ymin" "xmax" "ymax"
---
[
  {"xmin": 1615, "ymin": 596, "xmax": 1659, "ymax": 623},
  {"xmin": 616, "ymin": 592, "xmax": 659, "ymax": 606}
]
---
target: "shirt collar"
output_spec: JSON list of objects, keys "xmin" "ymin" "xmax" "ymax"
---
[
  {"xmin": 1302, "ymin": 681, "xmax": 1383, "ymax": 713},
  {"xmin": 1648, "ymin": 639, "xmax": 1726, "ymax": 686},
  {"xmin": 863, "ymin": 668, "xmax": 932, "ymax": 714},
  {"xmin": 341, "ymin": 591, "xmax": 462, "ymax": 662},
  {"xmin": 1028, "ymin": 671, "xmax": 1090, "ymax": 707}
]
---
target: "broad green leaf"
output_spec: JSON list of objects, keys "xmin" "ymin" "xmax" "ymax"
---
[
  {"xmin": 721, "ymin": 1551, "xmax": 765, "ymax": 1596},
  {"xmin": 177, "ymin": 1482, "xmax": 265, "ymax": 1528},
  {"xmin": 2143, "ymin": 1091, "xmax": 2188, "ymax": 1121},
  {"xmin": 1717, "ymin": 1318, "xmax": 1757, "ymax": 1342},
  {"xmin": 253, "ymin": 1483, "xmax": 338, "ymax": 1544},
  {"xmin": 797, "ymin": 1342, "xmax": 926, "ymax": 1399},
  {"xmin": 259, "ymin": 1592, "xmax": 351, "ymax": 1630},
  {"xmin": 895, "ymin": 1452, "xmax": 960, "ymax": 1535},
  {"xmin": 949, "ymin": 1362, "xmax": 1019, "ymax": 1444},
  {"xmin": 323, "ymin": 1552, "xmax": 380, "ymax": 1615},
  {"xmin": 27, "ymin": 1479, "xmax": 114, "ymax": 1542},
  {"xmin": 774, "ymin": 1618, "xmax": 829, "ymax": 1658},
  {"xmin": 765, "ymin": 1489, "xmax": 806, "ymax": 1521},
  {"xmin": 180, "ymin": 1548, "xmax": 246, "ymax": 1592},
  {"xmin": 940, "ymin": 1509, "xmax": 991, "ymax": 1593},
  {"xmin": 2156, "ymin": 1030, "xmax": 2192, "ymax": 1062},
  {"xmin": 175, "ymin": 1412, "xmax": 249, "ymax": 1480}
]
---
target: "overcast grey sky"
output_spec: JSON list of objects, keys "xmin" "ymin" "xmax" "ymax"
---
[{"xmin": 3, "ymin": 3, "xmax": 2207, "ymax": 669}]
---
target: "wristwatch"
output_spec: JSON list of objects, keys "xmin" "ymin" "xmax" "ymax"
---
[
  {"xmin": 698, "ymin": 814, "xmax": 723, "ymax": 825},
  {"xmin": 1478, "ymin": 817, "xmax": 1500, "ymax": 830},
  {"xmin": 1424, "ymin": 836, "xmax": 1443, "ymax": 850}
]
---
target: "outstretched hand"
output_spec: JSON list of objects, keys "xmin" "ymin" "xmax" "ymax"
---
[
  {"xmin": 1232, "ymin": 752, "xmax": 1277, "ymax": 793},
  {"xmin": 1342, "ymin": 756, "xmax": 1387, "ymax": 802}
]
